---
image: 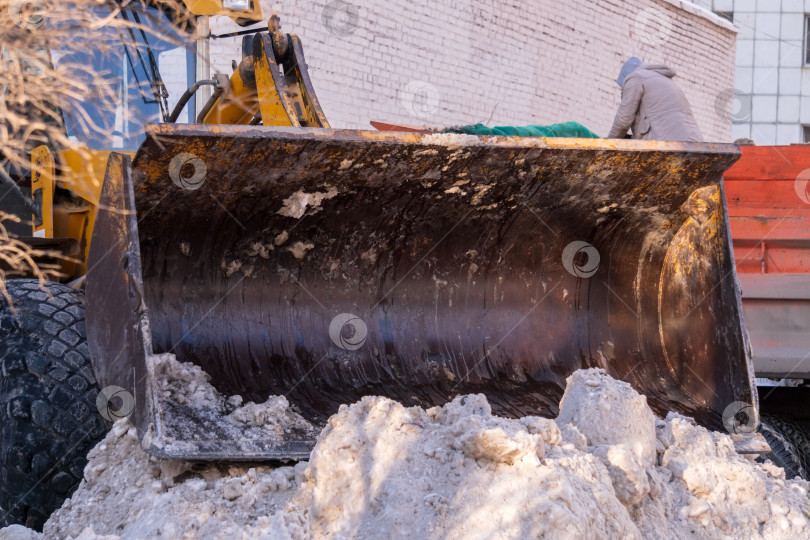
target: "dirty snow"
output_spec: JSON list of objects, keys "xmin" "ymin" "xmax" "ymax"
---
[
  {"xmin": 287, "ymin": 242, "xmax": 314, "ymax": 259},
  {"xmin": 152, "ymin": 353, "xmax": 314, "ymax": 436},
  {"xmin": 144, "ymin": 354, "xmax": 318, "ymax": 456},
  {"xmin": 277, "ymin": 188, "xmax": 338, "ymax": 219},
  {"xmin": 419, "ymin": 132, "xmax": 482, "ymax": 147},
  {"xmin": 4, "ymin": 368, "xmax": 810, "ymax": 540}
]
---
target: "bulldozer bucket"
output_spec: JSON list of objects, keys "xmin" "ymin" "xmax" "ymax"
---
[{"xmin": 86, "ymin": 124, "xmax": 756, "ymax": 460}]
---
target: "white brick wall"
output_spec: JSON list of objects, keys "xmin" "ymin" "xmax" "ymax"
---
[{"xmin": 201, "ymin": 0, "xmax": 736, "ymax": 141}]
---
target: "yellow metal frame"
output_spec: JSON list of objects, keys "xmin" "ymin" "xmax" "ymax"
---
[
  {"xmin": 59, "ymin": 148, "xmax": 113, "ymax": 207},
  {"xmin": 202, "ymin": 68, "xmax": 259, "ymax": 124},
  {"xmin": 30, "ymin": 146, "xmax": 135, "ymax": 277},
  {"xmin": 254, "ymin": 47, "xmax": 296, "ymax": 126},
  {"xmin": 27, "ymin": 19, "xmax": 333, "ymax": 280},
  {"xmin": 203, "ymin": 32, "xmax": 330, "ymax": 128},
  {"xmin": 30, "ymin": 146, "xmax": 54, "ymax": 238},
  {"xmin": 58, "ymin": 149, "xmax": 136, "ymax": 276},
  {"xmin": 184, "ymin": 0, "xmax": 262, "ymax": 21}
]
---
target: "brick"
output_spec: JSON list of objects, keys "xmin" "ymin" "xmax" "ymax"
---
[{"xmin": 183, "ymin": 0, "xmax": 738, "ymax": 142}]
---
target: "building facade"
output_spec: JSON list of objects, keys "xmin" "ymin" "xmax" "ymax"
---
[
  {"xmin": 166, "ymin": 0, "xmax": 738, "ymax": 141},
  {"xmin": 696, "ymin": 0, "xmax": 810, "ymax": 144}
]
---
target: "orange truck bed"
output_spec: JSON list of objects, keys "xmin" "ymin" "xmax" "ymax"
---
[{"xmin": 724, "ymin": 145, "xmax": 810, "ymax": 379}]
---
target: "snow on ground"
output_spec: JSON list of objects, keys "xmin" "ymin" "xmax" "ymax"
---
[{"xmin": 2, "ymin": 361, "xmax": 809, "ymax": 540}]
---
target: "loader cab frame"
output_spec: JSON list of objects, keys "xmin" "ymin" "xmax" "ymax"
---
[{"xmin": 53, "ymin": 2, "xmax": 193, "ymax": 150}]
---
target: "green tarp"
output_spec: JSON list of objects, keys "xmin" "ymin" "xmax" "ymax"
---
[{"xmin": 446, "ymin": 122, "xmax": 600, "ymax": 139}]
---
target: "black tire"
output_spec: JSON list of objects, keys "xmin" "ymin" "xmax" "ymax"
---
[
  {"xmin": 758, "ymin": 415, "xmax": 809, "ymax": 480},
  {"xmin": 0, "ymin": 279, "xmax": 108, "ymax": 530}
]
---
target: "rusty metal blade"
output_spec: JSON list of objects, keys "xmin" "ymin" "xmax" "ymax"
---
[{"xmin": 87, "ymin": 124, "xmax": 755, "ymax": 460}]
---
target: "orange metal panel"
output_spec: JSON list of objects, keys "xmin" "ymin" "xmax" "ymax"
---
[
  {"xmin": 725, "ymin": 146, "xmax": 810, "ymax": 378},
  {"xmin": 724, "ymin": 145, "xmax": 810, "ymax": 182},
  {"xmin": 729, "ymin": 216, "xmax": 810, "ymax": 241},
  {"xmin": 724, "ymin": 145, "xmax": 810, "ymax": 278},
  {"xmin": 726, "ymin": 180, "xmax": 810, "ymax": 210}
]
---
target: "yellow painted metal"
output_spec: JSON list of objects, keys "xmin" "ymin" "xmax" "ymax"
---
[
  {"xmin": 53, "ymin": 148, "xmax": 135, "ymax": 275},
  {"xmin": 251, "ymin": 34, "xmax": 330, "ymax": 128},
  {"xmin": 183, "ymin": 0, "xmax": 262, "ymax": 21},
  {"xmin": 58, "ymin": 149, "xmax": 113, "ymax": 206},
  {"xmin": 29, "ymin": 146, "xmax": 104, "ymax": 277},
  {"xmin": 253, "ymin": 43, "xmax": 295, "ymax": 127},
  {"xmin": 201, "ymin": 32, "xmax": 329, "ymax": 128},
  {"xmin": 30, "ymin": 146, "xmax": 54, "ymax": 238},
  {"xmin": 280, "ymin": 36, "xmax": 330, "ymax": 128},
  {"xmin": 201, "ymin": 67, "xmax": 260, "ymax": 125},
  {"xmin": 52, "ymin": 204, "xmax": 89, "ymax": 278}
]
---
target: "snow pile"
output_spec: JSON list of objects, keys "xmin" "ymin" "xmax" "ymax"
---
[
  {"xmin": 2, "ymin": 420, "xmax": 303, "ymax": 540},
  {"xmin": 152, "ymin": 352, "xmax": 314, "ymax": 435},
  {"xmin": 146, "ymin": 353, "xmax": 318, "ymax": 455},
  {"xmin": 4, "ymin": 366, "xmax": 810, "ymax": 539}
]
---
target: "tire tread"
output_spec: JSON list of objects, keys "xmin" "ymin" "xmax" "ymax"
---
[
  {"xmin": 759, "ymin": 414, "xmax": 809, "ymax": 480},
  {"xmin": 0, "ymin": 279, "xmax": 108, "ymax": 530}
]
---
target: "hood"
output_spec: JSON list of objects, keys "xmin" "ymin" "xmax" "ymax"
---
[
  {"xmin": 636, "ymin": 63, "xmax": 676, "ymax": 78},
  {"xmin": 616, "ymin": 57, "xmax": 642, "ymax": 87}
]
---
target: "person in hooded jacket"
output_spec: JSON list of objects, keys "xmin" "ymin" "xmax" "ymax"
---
[{"xmin": 607, "ymin": 57, "xmax": 703, "ymax": 142}]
